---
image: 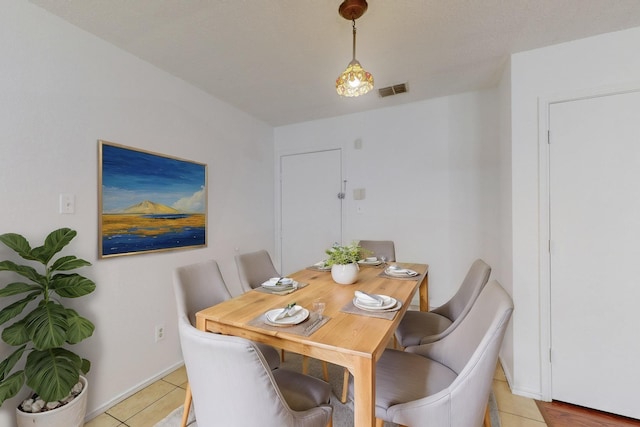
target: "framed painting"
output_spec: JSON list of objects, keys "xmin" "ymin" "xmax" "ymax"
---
[{"xmin": 98, "ymin": 140, "xmax": 207, "ymax": 258}]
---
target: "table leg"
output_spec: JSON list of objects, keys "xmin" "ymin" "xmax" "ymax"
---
[
  {"xmin": 419, "ymin": 272, "xmax": 429, "ymax": 311},
  {"xmin": 352, "ymin": 357, "xmax": 376, "ymax": 427}
]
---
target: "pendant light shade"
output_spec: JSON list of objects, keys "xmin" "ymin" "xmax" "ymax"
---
[{"xmin": 336, "ymin": 0, "xmax": 373, "ymax": 97}]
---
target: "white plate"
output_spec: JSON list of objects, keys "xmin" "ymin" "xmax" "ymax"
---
[
  {"xmin": 385, "ymin": 267, "xmax": 418, "ymax": 277},
  {"xmin": 358, "ymin": 259, "xmax": 383, "ymax": 266},
  {"xmin": 261, "ymin": 281, "xmax": 298, "ymax": 291},
  {"xmin": 353, "ymin": 294, "xmax": 397, "ymax": 310},
  {"xmin": 265, "ymin": 306, "xmax": 310, "ymax": 325},
  {"xmin": 353, "ymin": 297, "xmax": 400, "ymax": 312}
]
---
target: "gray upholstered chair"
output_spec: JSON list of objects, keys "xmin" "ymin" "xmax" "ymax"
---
[
  {"xmin": 235, "ymin": 249, "xmax": 280, "ymax": 292},
  {"xmin": 358, "ymin": 240, "xmax": 396, "ymax": 262},
  {"xmin": 173, "ymin": 260, "xmax": 281, "ymax": 427},
  {"xmin": 235, "ymin": 250, "xmax": 329, "ymax": 380},
  {"xmin": 394, "ymin": 258, "xmax": 491, "ymax": 348},
  {"xmin": 178, "ymin": 314, "xmax": 334, "ymax": 427},
  {"xmin": 348, "ymin": 280, "xmax": 513, "ymax": 427},
  {"xmin": 173, "ymin": 259, "xmax": 281, "ymax": 369}
]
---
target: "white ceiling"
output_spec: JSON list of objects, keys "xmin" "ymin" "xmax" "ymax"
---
[{"xmin": 28, "ymin": 0, "xmax": 640, "ymax": 126}]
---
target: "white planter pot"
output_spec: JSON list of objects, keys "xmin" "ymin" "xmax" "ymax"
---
[
  {"xmin": 331, "ymin": 263, "xmax": 359, "ymax": 285},
  {"xmin": 16, "ymin": 376, "xmax": 88, "ymax": 427}
]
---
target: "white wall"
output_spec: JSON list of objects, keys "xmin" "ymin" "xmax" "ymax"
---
[
  {"xmin": 0, "ymin": 2, "xmax": 274, "ymax": 424},
  {"xmin": 496, "ymin": 59, "xmax": 514, "ymax": 383},
  {"xmin": 274, "ymin": 90, "xmax": 503, "ymax": 308},
  {"xmin": 510, "ymin": 26, "xmax": 640, "ymax": 399}
]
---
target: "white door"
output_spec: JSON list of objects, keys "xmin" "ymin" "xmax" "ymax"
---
[
  {"xmin": 280, "ymin": 149, "xmax": 342, "ymax": 274},
  {"xmin": 549, "ymin": 90, "xmax": 640, "ymax": 418}
]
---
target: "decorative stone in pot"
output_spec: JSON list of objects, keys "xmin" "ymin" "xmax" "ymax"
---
[
  {"xmin": 331, "ymin": 262, "xmax": 359, "ymax": 285},
  {"xmin": 16, "ymin": 376, "xmax": 88, "ymax": 427}
]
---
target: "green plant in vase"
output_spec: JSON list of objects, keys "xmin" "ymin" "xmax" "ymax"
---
[
  {"xmin": 325, "ymin": 242, "xmax": 365, "ymax": 266},
  {"xmin": 0, "ymin": 228, "xmax": 95, "ymax": 410}
]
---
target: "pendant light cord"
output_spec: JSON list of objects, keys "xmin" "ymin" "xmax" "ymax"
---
[{"xmin": 352, "ymin": 19, "xmax": 357, "ymax": 61}]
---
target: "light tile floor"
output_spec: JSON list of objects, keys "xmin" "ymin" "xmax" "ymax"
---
[
  {"xmin": 493, "ymin": 364, "xmax": 547, "ymax": 427},
  {"xmin": 86, "ymin": 363, "xmax": 547, "ymax": 427}
]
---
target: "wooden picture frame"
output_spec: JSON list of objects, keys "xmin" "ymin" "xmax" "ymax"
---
[{"xmin": 98, "ymin": 140, "xmax": 207, "ymax": 258}]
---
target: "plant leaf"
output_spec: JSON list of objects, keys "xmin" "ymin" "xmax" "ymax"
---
[
  {"xmin": 80, "ymin": 358, "xmax": 91, "ymax": 375},
  {"xmin": 0, "ymin": 292, "xmax": 40, "ymax": 326},
  {"xmin": 0, "ymin": 282, "xmax": 42, "ymax": 298},
  {"xmin": 2, "ymin": 320, "xmax": 30, "ymax": 346},
  {"xmin": 30, "ymin": 228, "xmax": 76, "ymax": 265},
  {"xmin": 50, "ymin": 255, "xmax": 91, "ymax": 272},
  {"xmin": 0, "ymin": 370, "xmax": 26, "ymax": 406},
  {"xmin": 65, "ymin": 309, "xmax": 95, "ymax": 344},
  {"xmin": 0, "ymin": 345, "xmax": 26, "ymax": 381},
  {"xmin": 51, "ymin": 274, "xmax": 96, "ymax": 298},
  {"xmin": 25, "ymin": 348, "xmax": 81, "ymax": 402},
  {"xmin": 0, "ymin": 261, "xmax": 46, "ymax": 286},
  {"xmin": 0, "ymin": 233, "xmax": 36, "ymax": 261},
  {"xmin": 24, "ymin": 301, "xmax": 68, "ymax": 350}
]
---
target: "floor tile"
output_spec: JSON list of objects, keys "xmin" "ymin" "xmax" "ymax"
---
[
  {"xmin": 84, "ymin": 413, "xmax": 122, "ymax": 427},
  {"xmin": 163, "ymin": 366, "xmax": 187, "ymax": 387},
  {"xmin": 126, "ymin": 387, "xmax": 186, "ymax": 427},
  {"xmin": 106, "ymin": 379, "xmax": 176, "ymax": 421},
  {"xmin": 500, "ymin": 411, "xmax": 548, "ymax": 427},
  {"xmin": 493, "ymin": 380, "xmax": 545, "ymax": 422},
  {"xmin": 494, "ymin": 362, "xmax": 507, "ymax": 381}
]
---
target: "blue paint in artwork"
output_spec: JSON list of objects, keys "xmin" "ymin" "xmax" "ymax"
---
[{"xmin": 103, "ymin": 227, "xmax": 205, "ymax": 256}]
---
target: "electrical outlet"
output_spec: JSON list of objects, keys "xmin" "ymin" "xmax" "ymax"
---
[{"xmin": 155, "ymin": 323, "xmax": 165, "ymax": 342}]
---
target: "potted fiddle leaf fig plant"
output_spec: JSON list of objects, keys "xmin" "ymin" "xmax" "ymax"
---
[
  {"xmin": 0, "ymin": 228, "xmax": 95, "ymax": 427},
  {"xmin": 325, "ymin": 242, "xmax": 367, "ymax": 285}
]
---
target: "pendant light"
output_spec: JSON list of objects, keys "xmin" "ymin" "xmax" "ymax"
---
[{"xmin": 335, "ymin": 0, "xmax": 374, "ymax": 97}]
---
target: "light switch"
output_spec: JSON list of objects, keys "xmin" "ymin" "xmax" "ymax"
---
[
  {"xmin": 59, "ymin": 194, "xmax": 75, "ymax": 214},
  {"xmin": 353, "ymin": 188, "xmax": 366, "ymax": 200}
]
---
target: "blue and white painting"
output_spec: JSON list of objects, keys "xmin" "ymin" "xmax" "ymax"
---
[{"xmin": 99, "ymin": 141, "xmax": 207, "ymax": 257}]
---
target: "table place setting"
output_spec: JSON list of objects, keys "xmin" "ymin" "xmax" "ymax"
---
[
  {"xmin": 254, "ymin": 277, "xmax": 308, "ymax": 295},
  {"xmin": 341, "ymin": 290, "xmax": 403, "ymax": 319},
  {"xmin": 247, "ymin": 301, "xmax": 330, "ymax": 336},
  {"xmin": 357, "ymin": 256, "xmax": 384, "ymax": 267},
  {"xmin": 306, "ymin": 261, "xmax": 331, "ymax": 272},
  {"xmin": 379, "ymin": 264, "xmax": 420, "ymax": 280}
]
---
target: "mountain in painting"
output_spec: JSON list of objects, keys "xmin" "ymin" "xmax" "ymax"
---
[{"xmin": 121, "ymin": 200, "xmax": 180, "ymax": 214}]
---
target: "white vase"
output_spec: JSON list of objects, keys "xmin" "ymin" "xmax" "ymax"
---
[
  {"xmin": 331, "ymin": 263, "xmax": 359, "ymax": 285},
  {"xmin": 16, "ymin": 376, "xmax": 88, "ymax": 427}
]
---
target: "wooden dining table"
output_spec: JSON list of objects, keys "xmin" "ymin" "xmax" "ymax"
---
[{"xmin": 195, "ymin": 262, "xmax": 429, "ymax": 427}]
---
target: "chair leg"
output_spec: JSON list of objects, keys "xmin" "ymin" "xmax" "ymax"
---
[
  {"xmin": 319, "ymin": 361, "xmax": 329, "ymax": 381},
  {"xmin": 281, "ymin": 348, "xmax": 285, "ymax": 362},
  {"xmin": 341, "ymin": 368, "xmax": 350, "ymax": 403},
  {"xmin": 180, "ymin": 384, "xmax": 191, "ymax": 427},
  {"xmin": 375, "ymin": 418, "xmax": 384, "ymax": 427},
  {"xmin": 483, "ymin": 403, "xmax": 492, "ymax": 427},
  {"xmin": 302, "ymin": 355, "xmax": 310, "ymax": 374}
]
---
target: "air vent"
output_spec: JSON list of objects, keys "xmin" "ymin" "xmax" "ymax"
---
[{"xmin": 378, "ymin": 83, "xmax": 408, "ymax": 98}]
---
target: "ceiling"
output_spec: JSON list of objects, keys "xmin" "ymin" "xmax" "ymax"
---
[{"xmin": 28, "ymin": 0, "xmax": 640, "ymax": 126}]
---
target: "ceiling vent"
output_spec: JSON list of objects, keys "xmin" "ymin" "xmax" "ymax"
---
[{"xmin": 378, "ymin": 83, "xmax": 408, "ymax": 98}]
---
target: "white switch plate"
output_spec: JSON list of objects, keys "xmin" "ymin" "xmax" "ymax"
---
[{"xmin": 59, "ymin": 193, "xmax": 75, "ymax": 214}]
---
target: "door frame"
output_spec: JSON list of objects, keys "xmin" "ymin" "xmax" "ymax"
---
[
  {"xmin": 537, "ymin": 83, "xmax": 640, "ymax": 401},
  {"xmin": 275, "ymin": 147, "xmax": 344, "ymax": 273}
]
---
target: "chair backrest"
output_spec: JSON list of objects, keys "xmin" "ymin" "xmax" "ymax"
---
[
  {"xmin": 173, "ymin": 260, "xmax": 232, "ymax": 325},
  {"xmin": 358, "ymin": 240, "xmax": 396, "ymax": 262},
  {"xmin": 405, "ymin": 280, "xmax": 513, "ymax": 427},
  {"xmin": 235, "ymin": 250, "xmax": 280, "ymax": 292},
  {"xmin": 178, "ymin": 315, "xmax": 327, "ymax": 426},
  {"xmin": 430, "ymin": 258, "xmax": 491, "ymax": 323}
]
